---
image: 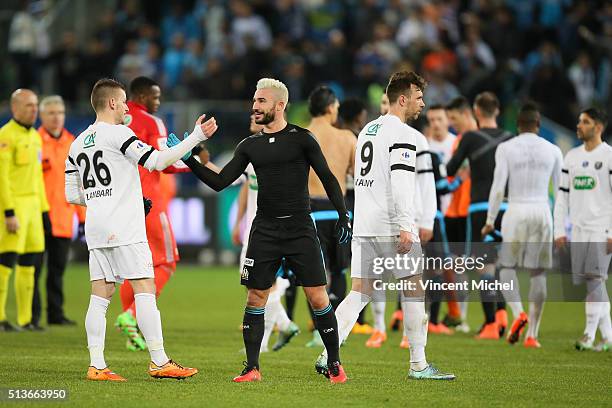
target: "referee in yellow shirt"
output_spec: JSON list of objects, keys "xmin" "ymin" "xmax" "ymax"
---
[{"xmin": 0, "ymin": 89, "xmax": 49, "ymax": 331}]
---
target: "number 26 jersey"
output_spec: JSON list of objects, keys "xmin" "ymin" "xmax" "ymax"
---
[{"xmin": 66, "ymin": 122, "xmax": 155, "ymax": 249}]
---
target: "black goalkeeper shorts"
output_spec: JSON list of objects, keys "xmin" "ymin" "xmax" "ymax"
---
[{"xmin": 241, "ymin": 213, "xmax": 327, "ymax": 290}]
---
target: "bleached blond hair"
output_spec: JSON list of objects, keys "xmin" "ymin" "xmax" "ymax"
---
[
  {"xmin": 256, "ymin": 78, "xmax": 289, "ymax": 104},
  {"xmin": 39, "ymin": 95, "xmax": 65, "ymax": 112}
]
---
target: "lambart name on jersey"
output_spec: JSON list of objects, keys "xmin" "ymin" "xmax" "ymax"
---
[
  {"xmin": 373, "ymin": 279, "xmax": 514, "ymax": 292},
  {"xmin": 85, "ymin": 188, "xmax": 113, "ymax": 200}
]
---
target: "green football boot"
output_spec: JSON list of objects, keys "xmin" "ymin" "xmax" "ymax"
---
[{"xmin": 409, "ymin": 364, "xmax": 456, "ymax": 380}]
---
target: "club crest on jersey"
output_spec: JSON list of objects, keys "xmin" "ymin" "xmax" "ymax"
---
[
  {"xmin": 84, "ymin": 132, "xmax": 96, "ymax": 148},
  {"xmin": 595, "ymin": 161, "xmax": 602, "ymax": 170},
  {"xmin": 124, "ymin": 114, "xmax": 132, "ymax": 126},
  {"xmin": 241, "ymin": 267, "xmax": 249, "ymax": 280},
  {"xmin": 582, "ymin": 161, "xmax": 589, "ymax": 167},
  {"xmin": 573, "ymin": 175, "xmax": 596, "ymax": 190}
]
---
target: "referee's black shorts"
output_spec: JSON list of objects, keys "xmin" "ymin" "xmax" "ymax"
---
[
  {"xmin": 241, "ymin": 213, "xmax": 327, "ymax": 290},
  {"xmin": 310, "ymin": 198, "xmax": 351, "ymax": 275}
]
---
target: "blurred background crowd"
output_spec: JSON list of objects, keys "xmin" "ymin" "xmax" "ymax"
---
[{"xmin": 1, "ymin": 0, "xmax": 611, "ymax": 130}]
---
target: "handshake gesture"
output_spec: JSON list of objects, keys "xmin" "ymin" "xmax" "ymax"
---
[{"xmin": 167, "ymin": 114, "xmax": 218, "ymax": 160}]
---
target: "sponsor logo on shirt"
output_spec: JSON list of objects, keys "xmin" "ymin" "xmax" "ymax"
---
[
  {"xmin": 573, "ymin": 175, "xmax": 596, "ymax": 190},
  {"xmin": 244, "ymin": 258, "xmax": 254, "ymax": 267},
  {"xmin": 400, "ymin": 151, "xmax": 410, "ymax": 161},
  {"xmin": 84, "ymin": 132, "xmax": 96, "ymax": 148},
  {"xmin": 365, "ymin": 123, "xmax": 381, "ymax": 136}
]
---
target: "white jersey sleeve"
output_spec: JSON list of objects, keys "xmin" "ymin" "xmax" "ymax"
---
[
  {"xmin": 390, "ymin": 131, "xmax": 417, "ymax": 233},
  {"xmin": 415, "ymin": 134, "xmax": 436, "ymax": 230},
  {"xmin": 119, "ymin": 124, "xmax": 207, "ymax": 172},
  {"xmin": 553, "ymin": 152, "xmax": 571, "ymax": 239},
  {"xmin": 64, "ymin": 156, "xmax": 86, "ymax": 206},
  {"xmin": 487, "ymin": 143, "xmax": 509, "ymax": 225}
]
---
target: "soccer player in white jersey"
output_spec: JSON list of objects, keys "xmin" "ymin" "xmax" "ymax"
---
[
  {"xmin": 316, "ymin": 71, "xmax": 455, "ymax": 380},
  {"xmin": 64, "ymin": 78, "xmax": 217, "ymax": 381},
  {"xmin": 366, "ymin": 100, "xmax": 437, "ymax": 349},
  {"xmin": 553, "ymin": 107, "xmax": 612, "ymax": 352},
  {"xmin": 483, "ymin": 103, "xmax": 563, "ymax": 348},
  {"xmin": 232, "ymin": 115, "xmax": 298, "ymax": 352}
]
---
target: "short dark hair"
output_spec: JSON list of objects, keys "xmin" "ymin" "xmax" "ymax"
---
[
  {"xmin": 474, "ymin": 91, "xmax": 500, "ymax": 117},
  {"xmin": 129, "ymin": 76, "xmax": 159, "ymax": 97},
  {"xmin": 308, "ymin": 85, "xmax": 337, "ymax": 117},
  {"xmin": 339, "ymin": 98, "xmax": 367, "ymax": 123},
  {"xmin": 385, "ymin": 71, "xmax": 427, "ymax": 104},
  {"xmin": 581, "ymin": 107, "xmax": 608, "ymax": 129},
  {"xmin": 91, "ymin": 78, "xmax": 125, "ymax": 112},
  {"xmin": 428, "ymin": 104, "xmax": 446, "ymax": 111},
  {"xmin": 446, "ymin": 96, "xmax": 471, "ymax": 112},
  {"xmin": 517, "ymin": 102, "xmax": 540, "ymax": 130}
]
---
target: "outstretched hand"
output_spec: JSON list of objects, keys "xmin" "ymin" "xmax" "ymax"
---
[{"xmin": 194, "ymin": 114, "xmax": 218, "ymax": 139}]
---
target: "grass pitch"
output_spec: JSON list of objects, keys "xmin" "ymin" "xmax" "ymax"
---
[{"xmin": 0, "ymin": 264, "xmax": 610, "ymax": 407}]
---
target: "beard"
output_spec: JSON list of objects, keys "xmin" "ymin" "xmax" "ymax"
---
[
  {"xmin": 253, "ymin": 109, "xmax": 275, "ymax": 125},
  {"xmin": 577, "ymin": 129, "xmax": 592, "ymax": 141}
]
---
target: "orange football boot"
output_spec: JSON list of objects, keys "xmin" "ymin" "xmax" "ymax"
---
[
  {"xmin": 87, "ymin": 367, "xmax": 127, "ymax": 382},
  {"xmin": 148, "ymin": 360, "xmax": 198, "ymax": 379},
  {"xmin": 507, "ymin": 312, "xmax": 528, "ymax": 344},
  {"xmin": 365, "ymin": 330, "xmax": 387, "ymax": 348}
]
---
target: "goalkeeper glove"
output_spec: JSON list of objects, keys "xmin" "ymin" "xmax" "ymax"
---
[
  {"xmin": 166, "ymin": 132, "xmax": 192, "ymax": 161},
  {"xmin": 143, "ymin": 197, "xmax": 153, "ymax": 216},
  {"xmin": 335, "ymin": 212, "xmax": 352, "ymax": 244}
]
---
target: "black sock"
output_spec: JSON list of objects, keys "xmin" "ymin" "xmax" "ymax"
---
[
  {"xmin": 480, "ymin": 274, "xmax": 497, "ymax": 324},
  {"xmin": 357, "ymin": 306, "xmax": 367, "ymax": 325},
  {"xmin": 284, "ymin": 278, "xmax": 298, "ymax": 320},
  {"xmin": 313, "ymin": 303, "xmax": 340, "ymax": 364},
  {"xmin": 496, "ymin": 295, "xmax": 506, "ymax": 311},
  {"xmin": 329, "ymin": 269, "xmax": 347, "ymax": 310},
  {"xmin": 430, "ymin": 301, "xmax": 441, "ymax": 325},
  {"xmin": 242, "ymin": 307, "xmax": 265, "ymax": 369}
]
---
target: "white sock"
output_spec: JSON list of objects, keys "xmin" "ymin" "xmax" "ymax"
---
[
  {"xmin": 526, "ymin": 274, "xmax": 546, "ymax": 338},
  {"xmin": 134, "ymin": 293, "xmax": 169, "ymax": 366},
  {"xmin": 402, "ymin": 299, "xmax": 428, "ymax": 371},
  {"xmin": 584, "ymin": 302, "xmax": 601, "ymax": 342},
  {"xmin": 261, "ymin": 306, "xmax": 274, "ymax": 351},
  {"xmin": 322, "ymin": 290, "xmax": 370, "ymax": 358},
  {"xmin": 499, "ymin": 268, "xmax": 523, "ymax": 318},
  {"xmin": 598, "ymin": 301, "xmax": 612, "ymax": 340},
  {"xmin": 401, "ymin": 302, "xmax": 408, "ymax": 337},
  {"xmin": 267, "ymin": 288, "xmax": 291, "ymax": 331},
  {"xmin": 85, "ymin": 295, "xmax": 110, "ymax": 370},
  {"xmin": 371, "ymin": 299, "xmax": 386, "ymax": 333}
]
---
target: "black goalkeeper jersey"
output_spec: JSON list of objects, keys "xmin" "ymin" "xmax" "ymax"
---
[
  {"xmin": 184, "ymin": 123, "xmax": 347, "ymax": 218},
  {"xmin": 446, "ymin": 127, "xmax": 513, "ymax": 203}
]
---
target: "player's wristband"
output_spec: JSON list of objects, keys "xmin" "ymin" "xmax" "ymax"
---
[{"xmin": 4, "ymin": 209, "xmax": 15, "ymax": 217}]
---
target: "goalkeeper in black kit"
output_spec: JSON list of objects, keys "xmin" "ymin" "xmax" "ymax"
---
[{"xmin": 167, "ymin": 78, "xmax": 352, "ymax": 384}]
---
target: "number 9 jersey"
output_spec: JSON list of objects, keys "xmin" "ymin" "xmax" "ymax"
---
[
  {"xmin": 353, "ymin": 114, "xmax": 419, "ymax": 237},
  {"xmin": 65, "ymin": 122, "xmax": 155, "ymax": 250}
]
